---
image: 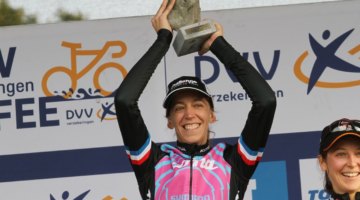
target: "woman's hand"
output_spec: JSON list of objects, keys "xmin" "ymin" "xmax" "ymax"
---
[
  {"xmin": 151, "ymin": 0, "xmax": 176, "ymax": 33},
  {"xmin": 198, "ymin": 21, "xmax": 224, "ymax": 56}
]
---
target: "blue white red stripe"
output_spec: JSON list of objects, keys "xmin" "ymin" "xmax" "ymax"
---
[
  {"xmin": 237, "ymin": 136, "xmax": 264, "ymax": 165},
  {"xmin": 125, "ymin": 137, "xmax": 152, "ymax": 165}
]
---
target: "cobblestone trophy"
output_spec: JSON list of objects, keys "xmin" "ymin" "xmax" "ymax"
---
[{"xmin": 168, "ymin": 0, "xmax": 216, "ymax": 56}]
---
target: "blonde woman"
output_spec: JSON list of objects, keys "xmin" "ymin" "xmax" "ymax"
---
[{"xmin": 115, "ymin": 0, "xmax": 276, "ymax": 199}]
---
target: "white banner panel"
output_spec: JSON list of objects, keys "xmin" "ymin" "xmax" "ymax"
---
[
  {"xmin": 0, "ymin": 0, "xmax": 359, "ymax": 154},
  {"xmin": 300, "ymin": 158, "xmax": 331, "ymax": 200},
  {"xmin": 0, "ymin": 0, "xmax": 359, "ymax": 199}
]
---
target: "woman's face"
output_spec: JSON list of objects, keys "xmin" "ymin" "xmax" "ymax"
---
[
  {"xmin": 319, "ymin": 137, "xmax": 360, "ymax": 195},
  {"xmin": 167, "ymin": 90, "xmax": 216, "ymax": 145}
]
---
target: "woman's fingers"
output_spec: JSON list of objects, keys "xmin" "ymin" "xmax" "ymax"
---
[
  {"xmin": 198, "ymin": 21, "xmax": 224, "ymax": 55},
  {"xmin": 163, "ymin": 0, "xmax": 176, "ymax": 16},
  {"xmin": 154, "ymin": 0, "xmax": 168, "ymax": 18},
  {"xmin": 151, "ymin": 0, "xmax": 175, "ymax": 32}
]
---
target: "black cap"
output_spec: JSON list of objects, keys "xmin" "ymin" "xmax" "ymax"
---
[
  {"xmin": 319, "ymin": 118, "xmax": 360, "ymax": 153},
  {"xmin": 163, "ymin": 76, "xmax": 213, "ymax": 109}
]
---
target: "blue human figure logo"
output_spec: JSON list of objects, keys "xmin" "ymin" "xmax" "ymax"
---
[
  {"xmin": 307, "ymin": 28, "xmax": 360, "ymax": 94},
  {"xmin": 50, "ymin": 190, "xmax": 90, "ymax": 200},
  {"xmin": 100, "ymin": 102, "xmax": 116, "ymax": 121}
]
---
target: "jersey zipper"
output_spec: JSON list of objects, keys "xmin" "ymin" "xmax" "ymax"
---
[{"xmin": 189, "ymin": 154, "xmax": 194, "ymax": 200}]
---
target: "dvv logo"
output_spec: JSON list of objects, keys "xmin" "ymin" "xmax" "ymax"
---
[{"xmin": 294, "ymin": 29, "xmax": 360, "ymax": 94}]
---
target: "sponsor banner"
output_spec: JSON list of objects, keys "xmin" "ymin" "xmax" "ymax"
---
[
  {"xmin": 188, "ymin": 0, "xmax": 360, "ymax": 136},
  {"xmin": 0, "ymin": 18, "xmax": 166, "ymax": 154},
  {"xmin": 0, "ymin": 0, "xmax": 359, "ymax": 200},
  {"xmin": 0, "ymin": 0, "xmax": 359, "ymax": 155}
]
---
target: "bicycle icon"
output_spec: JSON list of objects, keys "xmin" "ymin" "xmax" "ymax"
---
[{"xmin": 42, "ymin": 40, "xmax": 127, "ymax": 98}]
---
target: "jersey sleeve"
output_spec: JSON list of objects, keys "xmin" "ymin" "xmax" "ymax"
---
[
  {"xmin": 210, "ymin": 36, "xmax": 277, "ymax": 179},
  {"xmin": 114, "ymin": 29, "xmax": 172, "ymax": 183}
]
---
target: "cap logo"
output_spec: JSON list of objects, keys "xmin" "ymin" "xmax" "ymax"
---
[
  {"xmin": 320, "ymin": 118, "xmax": 360, "ymax": 153},
  {"xmin": 171, "ymin": 79, "xmax": 198, "ymax": 90},
  {"xmin": 163, "ymin": 76, "xmax": 213, "ymax": 109},
  {"xmin": 331, "ymin": 121, "xmax": 360, "ymax": 132}
]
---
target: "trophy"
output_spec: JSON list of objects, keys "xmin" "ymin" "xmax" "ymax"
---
[{"xmin": 168, "ymin": 0, "xmax": 216, "ymax": 56}]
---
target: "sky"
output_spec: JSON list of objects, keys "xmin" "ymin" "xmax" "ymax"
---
[{"xmin": 8, "ymin": 0, "xmax": 339, "ymax": 24}]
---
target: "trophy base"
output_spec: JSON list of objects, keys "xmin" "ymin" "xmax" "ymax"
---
[{"xmin": 173, "ymin": 20, "xmax": 216, "ymax": 56}]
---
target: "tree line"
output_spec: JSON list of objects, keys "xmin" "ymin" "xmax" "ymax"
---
[{"xmin": 0, "ymin": 0, "xmax": 85, "ymax": 26}]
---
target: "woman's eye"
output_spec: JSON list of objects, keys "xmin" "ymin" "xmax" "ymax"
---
[
  {"xmin": 194, "ymin": 103, "xmax": 204, "ymax": 108},
  {"xmin": 335, "ymin": 152, "xmax": 346, "ymax": 157},
  {"xmin": 174, "ymin": 106, "xmax": 184, "ymax": 112}
]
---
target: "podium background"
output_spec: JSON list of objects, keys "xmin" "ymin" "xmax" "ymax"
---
[{"xmin": 0, "ymin": 1, "xmax": 359, "ymax": 199}]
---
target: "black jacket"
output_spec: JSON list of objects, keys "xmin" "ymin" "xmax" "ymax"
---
[{"xmin": 332, "ymin": 192, "xmax": 360, "ymax": 200}]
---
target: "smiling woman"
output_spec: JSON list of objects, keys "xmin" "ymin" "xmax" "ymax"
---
[
  {"xmin": 113, "ymin": 0, "xmax": 276, "ymax": 199},
  {"xmin": 318, "ymin": 118, "xmax": 360, "ymax": 200}
]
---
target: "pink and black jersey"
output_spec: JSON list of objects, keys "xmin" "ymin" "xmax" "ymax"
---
[{"xmin": 115, "ymin": 29, "xmax": 276, "ymax": 200}]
